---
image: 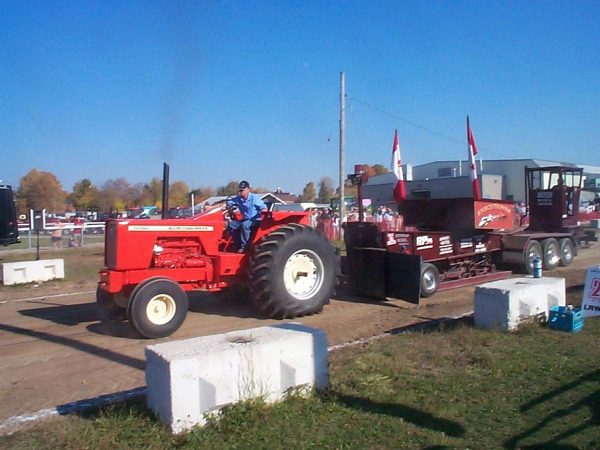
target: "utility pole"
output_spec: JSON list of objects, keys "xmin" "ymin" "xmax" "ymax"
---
[{"xmin": 339, "ymin": 71, "xmax": 346, "ymax": 222}]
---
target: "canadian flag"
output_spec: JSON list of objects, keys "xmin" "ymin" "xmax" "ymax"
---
[
  {"xmin": 391, "ymin": 129, "xmax": 407, "ymax": 202},
  {"xmin": 467, "ymin": 116, "xmax": 481, "ymax": 200}
]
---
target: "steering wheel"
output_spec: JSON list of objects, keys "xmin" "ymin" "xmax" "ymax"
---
[{"xmin": 223, "ymin": 198, "xmax": 242, "ymax": 222}]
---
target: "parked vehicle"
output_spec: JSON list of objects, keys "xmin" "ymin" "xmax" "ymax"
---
[{"xmin": 0, "ymin": 184, "xmax": 18, "ymax": 246}]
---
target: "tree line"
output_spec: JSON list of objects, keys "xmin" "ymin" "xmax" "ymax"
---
[{"xmin": 13, "ymin": 164, "xmax": 388, "ymax": 215}]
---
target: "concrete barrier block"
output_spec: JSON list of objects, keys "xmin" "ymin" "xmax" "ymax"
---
[
  {"xmin": 474, "ymin": 277, "xmax": 565, "ymax": 331},
  {"xmin": 0, "ymin": 259, "xmax": 65, "ymax": 285},
  {"xmin": 145, "ymin": 323, "xmax": 328, "ymax": 433}
]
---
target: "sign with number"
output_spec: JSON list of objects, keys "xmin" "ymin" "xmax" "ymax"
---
[{"xmin": 581, "ymin": 265, "xmax": 600, "ymax": 317}]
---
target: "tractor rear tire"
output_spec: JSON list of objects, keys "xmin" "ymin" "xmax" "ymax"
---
[
  {"xmin": 128, "ymin": 277, "xmax": 189, "ymax": 339},
  {"xmin": 522, "ymin": 240, "xmax": 542, "ymax": 274},
  {"xmin": 248, "ymin": 224, "xmax": 336, "ymax": 319},
  {"xmin": 96, "ymin": 286, "xmax": 127, "ymax": 322},
  {"xmin": 541, "ymin": 238, "xmax": 560, "ymax": 270},
  {"xmin": 420, "ymin": 263, "xmax": 439, "ymax": 298},
  {"xmin": 559, "ymin": 238, "xmax": 575, "ymax": 267}
]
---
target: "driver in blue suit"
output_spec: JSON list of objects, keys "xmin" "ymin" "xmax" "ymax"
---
[{"xmin": 226, "ymin": 180, "xmax": 267, "ymax": 253}]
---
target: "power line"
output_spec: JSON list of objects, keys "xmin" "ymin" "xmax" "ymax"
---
[
  {"xmin": 349, "ymin": 95, "xmax": 464, "ymax": 145},
  {"xmin": 348, "ymin": 95, "xmax": 510, "ymax": 158}
]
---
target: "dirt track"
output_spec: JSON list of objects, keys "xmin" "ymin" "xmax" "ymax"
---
[{"xmin": 0, "ymin": 244, "xmax": 598, "ymax": 423}]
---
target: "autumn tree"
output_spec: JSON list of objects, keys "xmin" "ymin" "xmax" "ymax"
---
[
  {"xmin": 372, "ymin": 164, "xmax": 388, "ymax": 175},
  {"xmin": 169, "ymin": 181, "xmax": 190, "ymax": 207},
  {"xmin": 136, "ymin": 177, "xmax": 163, "ymax": 208},
  {"xmin": 298, "ymin": 182, "xmax": 316, "ymax": 202},
  {"xmin": 129, "ymin": 183, "xmax": 146, "ymax": 208},
  {"xmin": 354, "ymin": 163, "xmax": 388, "ymax": 177},
  {"xmin": 17, "ymin": 169, "xmax": 67, "ymax": 214},
  {"xmin": 98, "ymin": 178, "xmax": 133, "ymax": 212},
  {"xmin": 190, "ymin": 186, "xmax": 216, "ymax": 203},
  {"xmin": 217, "ymin": 181, "xmax": 239, "ymax": 196},
  {"xmin": 317, "ymin": 177, "xmax": 335, "ymax": 204},
  {"xmin": 68, "ymin": 179, "xmax": 99, "ymax": 211},
  {"xmin": 361, "ymin": 165, "xmax": 377, "ymax": 177}
]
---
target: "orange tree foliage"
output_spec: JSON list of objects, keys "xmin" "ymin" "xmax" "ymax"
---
[
  {"xmin": 68, "ymin": 179, "xmax": 99, "ymax": 211},
  {"xmin": 169, "ymin": 181, "xmax": 190, "ymax": 207},
  {"xmin": 17, "ymin": 169, "xmax": 67, "ymax": 214}
]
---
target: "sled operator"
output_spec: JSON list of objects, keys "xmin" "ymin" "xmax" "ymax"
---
[{"xmin": 226, "ymin": 180, "xmax": 267, "ymax": 253}]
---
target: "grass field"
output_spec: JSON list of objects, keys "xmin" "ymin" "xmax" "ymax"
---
[
  {"xmin": 2, "ymin": 314, "xmax": 598, "ymax": 449},
  {"xmin": 0, "ymin": 246, "xmax": 104, "ymax": 298}
]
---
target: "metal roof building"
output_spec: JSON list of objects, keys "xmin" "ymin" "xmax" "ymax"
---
[
  {"xmin": 412, "ymin": 159, "xmax": 600, "ymax": 202},
  {"xmin": 363, "ymin": 159, "xmax": 600, "ymax": 207}
]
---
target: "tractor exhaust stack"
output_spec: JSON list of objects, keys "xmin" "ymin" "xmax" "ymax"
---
[{"xmin": 162, "ymin": 162, "xmax": 169, "ymax": 219}]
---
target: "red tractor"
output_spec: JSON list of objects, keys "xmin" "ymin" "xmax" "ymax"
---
[{"xmin": 97, "ymin": 204, "xmax": 338, "ymax": 338}]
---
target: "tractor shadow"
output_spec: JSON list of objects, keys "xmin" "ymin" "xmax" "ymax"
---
[
  {"xmin": 19, "ymin": 301, "xmax": 101, "ymax": 326},
  {"xmin": 17, "ymin": 291, "xmax": 267, "ymax": 339},
  {"xmin": 19, "ymin": 301, "xmax": 142, "ymax": 338},
  {"xmin": 186, "ymin": 290, "xmax": 266, "ymax": 320}
]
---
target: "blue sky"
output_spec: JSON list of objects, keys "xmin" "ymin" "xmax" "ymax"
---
[{"xmin": 1, "ymin": 0, "xmax": 599, "ymax": 195}]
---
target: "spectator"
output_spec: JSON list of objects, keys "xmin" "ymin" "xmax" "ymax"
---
[
  {"xmin": 375, "ymin": 205, "xmax": 385, "ymax": 223},
  {"xmin": 515, "ymin": 202, "xmax": 528, "ymax": 226},
  {"xmin": 385, "ymin": 208, "xmax": 394, "ymax": 223},
  {"xmin": 331, "ymin": 212, "xmax": 340, "ymax": 240},
  {"xmin": 317, "ymin": 208, "xmax": 333, "ymax": 239},
  {"xmin": 346, "ymin": 207, "xmax": 359, "ymax": 222},
  {"xmin": 309, "ymin": 208, "xmax": 319, "ymax": 228},
  {"xmin": 51, "ymin": 223, "xmax": 63, "ymax": 249},
  {"xmin": 73, "ymin": 217, "xmax": 84, "ymax": 246},
  {"xmin": 379, "ymin": 207, "xmax": 392, "ymax": 231}
]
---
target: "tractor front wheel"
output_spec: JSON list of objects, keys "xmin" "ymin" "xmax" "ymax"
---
[
  {"xmin": 249, "ymin": 224, "xmax": 337, "ymax": 319},
  {"xmin": 128, "ymin": 277, "xmax": 189, "ymax": 339}
]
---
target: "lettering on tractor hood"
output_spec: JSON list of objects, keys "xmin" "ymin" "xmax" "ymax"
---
[{"xmin": 128, "ymin": 225, "xmax": 214, "ymax": 232}]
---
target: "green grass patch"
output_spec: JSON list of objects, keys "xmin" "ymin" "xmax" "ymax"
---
[
  {"xmin": 2, "ymin": 319, "xmax": 599, "ymax": 449},
  {"xmin": 0, "ymin": 247, "xmax": 103, "ymax": 296}
]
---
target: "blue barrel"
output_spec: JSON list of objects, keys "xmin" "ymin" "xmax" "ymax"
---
[{"xmin": 533, "ymin": 257, "xmax": 542, "ymax": 278}]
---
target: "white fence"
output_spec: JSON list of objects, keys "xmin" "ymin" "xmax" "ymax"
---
[{"xmin": 15, "ymin": 222, "xmax": 105, "ymax": 249}]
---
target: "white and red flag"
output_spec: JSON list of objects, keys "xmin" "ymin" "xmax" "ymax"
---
[
  {"xmin": 391, "ymin": 129, "xmax": 407, "ymax": 202},
  {"xmin": 467, "ymin": 116, "xmax": 481, "ymax": 200}
]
